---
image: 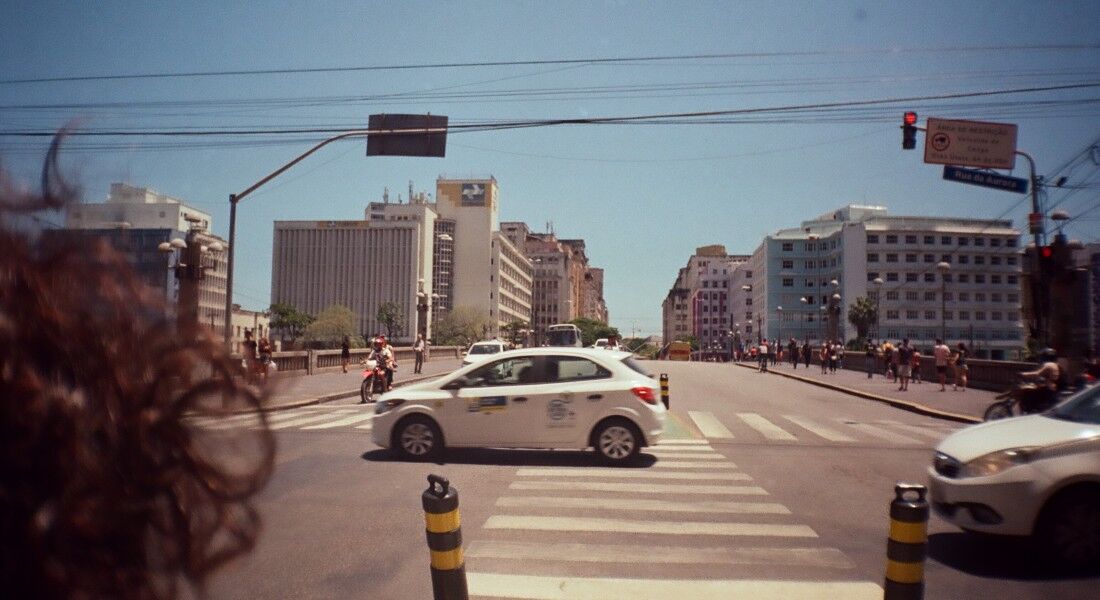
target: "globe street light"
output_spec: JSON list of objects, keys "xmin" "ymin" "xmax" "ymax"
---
[
  {"xmin": 777, "ymin": 306, "xmax": 783, "ymax": 343},
  {"xmin": 871, "ymin": 277, "xmax": 884, "ymax": 341},
  {"xmin": 937, "ymin": 261, "xmax": 951, "ymax": 341}
]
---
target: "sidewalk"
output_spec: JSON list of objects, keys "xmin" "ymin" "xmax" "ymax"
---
[
  {"xmin": 262, "ymin": 358, "xmax": 463, "ymax": 411},
  {"xmin": 737, "ymin": 359, "xmax": 994, "ymax": 423}
]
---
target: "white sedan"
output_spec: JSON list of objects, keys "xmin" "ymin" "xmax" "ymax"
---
[
  {"xmin": 928, "ymin": 384, "xmax": 1100, "ymax": 567},
  {"xmin": 461, "ymin": 340, "xmax": 507, "ymax": 366},
  {"xmin": 371, "ymin": 348, "xmax": 665, "ymax": 463}
]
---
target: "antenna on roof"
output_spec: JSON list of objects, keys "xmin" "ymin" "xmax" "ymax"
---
[{"xmin": 383, "ymin": 187, "xmax": 390, "ymax": 204}]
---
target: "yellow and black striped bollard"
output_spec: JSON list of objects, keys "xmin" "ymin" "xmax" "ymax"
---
[
  {"xmin": 422, "ymin": 474, "xmax": 468, "ymax": 600},
  {"xmin": 884, "ymin": 482, "xmax": 929, "ymax": 600},
  {"xmin": 660, "ymin": 373, "xmax": 670, "ymax": 409}
]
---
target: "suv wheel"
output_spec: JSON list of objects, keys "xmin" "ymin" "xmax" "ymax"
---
[
  {"xmin": 593, "ymin": 418, "xmax": 642, "ymax": 464},
  {"xmin": 1037, "ymin": 489, "xmax": 1100, "ymax": 569},
  {"xmin": 393, "ymin": 415, "xmax": 442, "ymax": 461}
]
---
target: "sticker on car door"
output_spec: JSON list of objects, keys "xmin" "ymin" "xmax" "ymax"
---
[
  {"xmin": 547, "ymin": 398, "xmax": 576, "ymax": 427},
  {"xmin": 468, "ymin": 396, "xmax": 508, "ymax": 413}
]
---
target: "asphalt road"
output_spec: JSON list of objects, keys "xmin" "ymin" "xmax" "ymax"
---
[{"xmin": 205, "ymin": 360, "xmax": 1097, "ymax": 599}]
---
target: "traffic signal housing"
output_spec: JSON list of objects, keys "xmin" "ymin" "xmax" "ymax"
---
[{"xmin": 902, "ymin": 112, "xmax": 918, "ymax": 150}]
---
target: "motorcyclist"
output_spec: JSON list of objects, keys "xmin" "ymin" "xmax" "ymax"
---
[
  {"xmin": 369, "ymin": 335, "xmax": 396, "ymax": 391},
  {"xmin": 1019, "ymin": 347, "xmax": 1061, "ymax": 413}
]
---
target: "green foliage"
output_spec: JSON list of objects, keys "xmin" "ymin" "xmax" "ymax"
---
[
  {"xmin": 433, "ymin": 306, "xmax": 493, "ymax": 347},
  {"xmin": 303, "ymin": 305, "xmax": 363, "ymax": 349},
  {"xmin": 623, "ymin": 337, "xmax": 658, "ymax": 358},
  {"xmin": 847, "ymin": 296, "xmax": 878, "ymax": 341},
  {"xmin": 569, "ymin": 317, "xmax": 620, "ymax": 347},
  {"xmin": 376, "ymin": 301, "xmax": 405, "ymax": 338},
  {"xmin": 501, "ymin": 319, "xmax": 529, "ymax": 346},
  {"xmin": 268, "ymin": 302, "xmax": 314, "ymax": 343}
]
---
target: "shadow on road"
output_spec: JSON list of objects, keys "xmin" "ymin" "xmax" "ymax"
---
[
  {"xmin": 928, "ymin": 532, "xmax": 1100, "ymax": 580},
  {"xmin": 361, "ymin": 447, "xmax": 659, "ymax": 468}
]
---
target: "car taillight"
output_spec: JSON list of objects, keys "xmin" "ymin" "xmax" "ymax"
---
[{"xmin": 631, "ymin": 386, "xmax": 658, "ymax": 405}]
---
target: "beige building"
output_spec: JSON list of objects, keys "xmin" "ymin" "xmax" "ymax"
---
[{"xmin": 583, "ymin": 267, "xmax": 609, "ymax": 323}]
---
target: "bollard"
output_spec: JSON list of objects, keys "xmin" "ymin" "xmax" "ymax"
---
[
  {"xmin": 659, "ymin": 373, "xmax": 670, "ymax": 409},
  {"xmin": 422, "ymin": 474, "xmax": 468, "ymax": 600},
  {"xmin": 884, "ymin": 482, "xmax": 929, "ymax": 600}
]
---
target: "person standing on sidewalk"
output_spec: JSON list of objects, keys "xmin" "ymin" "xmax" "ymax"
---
[
  {"xmin": 953, "ymin": 342, "xmax": 970, "ymax": 391},
  {"xmin": 933, "ymin": 338, "xmax": 951, "ymax": 391},
  {"xmin": 340, "ymin": 335, "xmax": 351, "ymax": 373},
  {"xmin": 911, "ymin": 348, "xmax": 923, "ymax": 384},
  {"xmin": 896, "ymin": 338, "xmax": 913, "ymax": 391},
  {"xmin": 758, "ymin": 339, "xmax": 769, "ymax": 372},
  {"xmin": 788, "ymin": 338, "xmax": 798, "ymax": 369},
  {"xmin": 413, "ymin": 333, "xmax": 426, "ymax": 374},
  {"xmin": 865, "ymin": 339, "xmax": 876, "ymax": 378},
  {"xmin": 801, "ymin": 340, "xmax": 811, "ymax": 369}
]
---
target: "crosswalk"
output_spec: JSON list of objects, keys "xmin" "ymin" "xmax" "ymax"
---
[
  {"xmin": 464, "ymin": 440, "xmax": 882, "ymax": 599},
  {"xmin": 188, "ymin": 404, "xmax": 960, "ymax": 448}
]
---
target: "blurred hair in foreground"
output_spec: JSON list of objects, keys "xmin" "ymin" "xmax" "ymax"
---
[{"xmin": 0, "ymin": 131, "xmax": 275, "ymax": 599}]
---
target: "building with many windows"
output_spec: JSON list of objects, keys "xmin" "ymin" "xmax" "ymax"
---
[{"xmin": 661, "ymin": 245, "xmax": 748, "ymax": 354}]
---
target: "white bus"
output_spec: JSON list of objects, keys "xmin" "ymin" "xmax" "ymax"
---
[{"xmin": 545, "ymin": 323, "xmax": 583, "ymax": 347}]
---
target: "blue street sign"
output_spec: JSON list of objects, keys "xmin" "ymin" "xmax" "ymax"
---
[{"xmin": 942, "ymin": 165, "xmax": 1028, "ymax": 194}]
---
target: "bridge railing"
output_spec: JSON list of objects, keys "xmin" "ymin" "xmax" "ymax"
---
[{"xmin": 255, "ymin": 346, "xmax": 463, "ymax": 376}]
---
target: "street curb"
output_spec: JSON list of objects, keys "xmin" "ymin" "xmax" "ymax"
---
[{"xmin": 734, "ymin": 362, "xmax": 982, "ymax": 424}]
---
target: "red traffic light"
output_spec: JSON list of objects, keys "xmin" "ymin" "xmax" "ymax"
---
[
  {"xmin": 1041, "ymin": 246, "xmax": 1053, "ymax": 258},
  {"xmin": 904, "ymin": 112, "xmax": 918, "ymax": 125}
]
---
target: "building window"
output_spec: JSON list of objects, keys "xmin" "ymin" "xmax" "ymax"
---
[
  {"xmin": 976, "ymin": 311, "xmax": 986, "ymax": 321},
  {"xmin": 944, "ymin": 292, "xmax": 953, "ymax": 301},
  {"xmin": 959, "ymin": 311, "xmax": 970, "ymax": 320},
  {"xmin": 925, "ymin": 310, "xmax": 936, "ymax": 320},
  {"xmin": 906, "ymin": 273, "xmax": 917, "ymax": 282},
  {"xmin": 886, "ymin": 234, "xmax": 898, "ymax": 244},
  {"xmin": 942, "ymin": 274, "xmax": 952, "ymax": 283},
  {"xmin": 957, "ymin": 274, "xmax": 969, "ymax": 283},
  {"xmin": 992, "ymin": 311, "xmax": 1003, "ymax": 321},
  {"xmin": 991, "ymin": 293, "xmax": 1002, "ymax": 302},
  {"xmin": 866, "ymin": 272, "xmax": 880, "ymax": 282},
  {"xmin": 990, "ymin": 238, "xmax": 1002, "ymax": 247},
  {"xmin": 1007, "ymin": 275, "xmax": 1018, "ymax": 284},
  {"xmin": 975, "ymin": 293, "xmax": 986, "ymax": 302},
  {"xmin": 745, "ymin": 271, "xmax": 753, "ymax": 278},
  {"xmin": 868, "ymin": 253, "xmax": 879, "ymax": 263},
  {"xmin": 974, "ymin": 274, "xmax": 985, "ymax": 284},
  {"xmin": 941, "ymin": 236, "xmax": 952, "ymax": 245},
  {"xmin": 782, "ymin": 278, "xmax": 794, "ymax": 287},
  {"xmin": 924, "ymin": 291, "xmax": 936, "ymax": 301},
  {"xmin": 1007, "ymin": 256, "xmax": 1018, "ymax": 266},
  {"xmin": 781, "ymin": 242, "xmax": 794, "ymax": 251},
  {"xmin": 886, "ymin": 310, "xmax": 900, "ymax": 320},
  {"xmin": 1005, "ymin": 238, "xmax": 1017, "ymax": 247},
  {"xmin": 1008, "ymin": 293, "xmax": 1019, "ymax": 303},
  {"xmin": 905, "ymin": 235, "xmax": 917, "ymax": 244},
  {"xmin": 958, "ymin": 237, "xmax": 969, "ymax": 246},
  {"xmin": 924, "ymin": 273, "xmax": 935, "ymax": 282},
  {"xmin": 991, "ymin": 275, "xmax": 1002, "ymax": 284},
  {"xmin": 975, "ymin": 255, "xmax": 985, "ymax": 265},
  {"xmin": 924, "ymin": 235, "xmax": 935, "ymax": 244},
  {"xmin": 906, "ymin": 310, "xmax": 919, "ymax": 319},
  {"xmin": 958, "ymin": 255, "xmax": 969, "ymax": 264},
  {"xmin": 746, "ymin": 298, "xmax": 752, "ymax": 305},
  {"xmin": 944, "ymin": 311, "xmax": 954, "ymax": 320},
  {"xmin": 974, "ymin": 237, "xmax": 985, "ymax": 247},
  {"xmin": 782, "ymin": 260, "xmax": 794, "ymax": 269},
  {"xmin": 923, "ymin": 254, "xmax": 934, "ymax": 263},
  {"xmin": 959, "ymin": 292, "xmax": 970, "ymax": 302},
  {"xmin": 906, "ymin": 291, "xmax": 919, "ymax": 301},
  {"xmin": 886, "ymin": 291, "xmax": 899, "ymax": 300},
  {"xmin": 906, "ymin": 254, "xmax": 917, "ymax": 263},
  {"xmin": 887, "ymin": 273, "xmax": 898, "ymax": 282},
  {"xmin": 867, "ymin": 234, "xmax": 879, "ymax": 243},
  {"xmin": 886, "ymin": 253, "xmax": 898, "ymax": 263}
]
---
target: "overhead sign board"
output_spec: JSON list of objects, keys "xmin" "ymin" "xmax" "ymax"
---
[
  {"xmin": 367, "ymin": 114, "xmax": 447, "ymax": 158},
  {"xmin": 942, "ymin": 166, "xmax": 1028, "ymax": 194},
  {"xmin": 924, "ymin": 118, "xmax": 1017, "ymax": 170}
]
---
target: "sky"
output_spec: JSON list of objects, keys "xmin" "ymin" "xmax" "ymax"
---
[{"xmin": 2, "ymin": 0, "xmax": 1099, "ymax": 337}]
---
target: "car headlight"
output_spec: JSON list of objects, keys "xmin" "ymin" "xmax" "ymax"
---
[
  {"xmin": 375, "ymin": 398, "xmax": 405, "ymax": 415},
  {"xmin": 961, "ymin": 447, "xmax": 1039, "ymax": 478}
]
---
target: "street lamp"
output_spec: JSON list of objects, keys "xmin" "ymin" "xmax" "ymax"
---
[
  {"xmin": 819, "ymin": 305, "xmax": 827, "ymax": 342},
  {"xmin": 416, "ymin": 278, "xmax": 430, "ymax": 340},
  {"xmin": 871, "ymin": 277, "xmax": 884, "ymax": 341},
  {"xmin": 777, "ymin": 306, "xmax": 783, "ymax": 343},
  {"xmin": 158, "ymin": 231, "xmax": 223, "ymax": 337},
  {"xmin": 937, "ymin": 261, "xmax": 951, "ymax": 341}
]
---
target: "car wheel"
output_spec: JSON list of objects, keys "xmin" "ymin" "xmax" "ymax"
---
[
  {"xmin": 1037, "ymin": 489, "xmax": 1100, "ymax": 569},
  {"xmin": 593, "ymin": 418, "xmax": 642, "ymax": 464},
  {"xmin": 982, "ymin": 401, "xmax": 1014, "ymax": 421},
  {"xmin": 393, "ymin": 415, "xmax": 442, "ymax": 461}
]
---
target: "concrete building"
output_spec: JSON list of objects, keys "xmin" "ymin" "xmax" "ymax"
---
[
  {"xmin": 748, "ymin": 205, "xmax": 1024, "ymax": 358},
  {"xmin": 583, "ymin": 267, "xmax": 609, "ymax": 323},
  {"xmin": 661, "ymin": 245, "xmax": 747, "ymax": 350}
]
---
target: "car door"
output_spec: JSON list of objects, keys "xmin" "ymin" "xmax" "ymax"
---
[
  {"xmin": 532, "ymin": 354, "xmax": 618, "ymax": 445},
  {"xmin": 451, "ymin": 355, "xmax": 539, "ymax": 446}
]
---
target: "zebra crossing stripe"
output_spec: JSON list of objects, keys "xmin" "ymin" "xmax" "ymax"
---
[
  {"xmin": 651, "ymin": 460, "xmax": 738, "ymax": 469},
  {"xmin": 645, "ymin": 445, "xmax": 719, "ymax": 453},
  {"xmin": 466, "ymin": 540, "xmax": 850, "ymax": 568},
  {"xmin": 301, "ymin": 413, "xmax": 375, "ymax": 429},
  {"xmin": 654, "ymin": 439, "xmax": 710, "ymax": 445},
  {"xmin": 647, "ymin": 453, "xmax": 727, "ymax": 461},
  {"xmin": 267, "ymin": 411, "xmax": 353, "ymax": 430},
  {"xmin": 495, "ymin": 496, "xmax": 789, "ymax": 515},
  {"xmin": 514, "ymin": 468, "xmax": 751, "ymax": 481},
  {"xmin": 737, "ymin": 413, "xmax": 798, "ymax": 441},
  {"xmin": 466, "ymin": 573, "xmax": 882, "ymax": 600},
  {"xmin": 688, "ymin": 411, "xmax": 735, "ymax": 439},
  {"xmin": 782, "ymin": 415, "xmax": 856, "ymax": 442},
  {"xmin": 837, "ymin": 419, "xmax": 923, "ymax": 445},
  {"xmin": 878, "ymin": 420, "xmax": 951, "ymax": 440},
  {"xmin": 484, "ymin": 515, "xmax": 817, "ymax": 537},
  {"xmin": 509, "ymin": 481, "xmax": 767, "ymax": 495}
]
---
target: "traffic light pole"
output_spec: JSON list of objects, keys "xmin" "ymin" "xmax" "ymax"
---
[{"xmin": 1016, "ymin": 149, "xmax": 1047, "ymax": 348}]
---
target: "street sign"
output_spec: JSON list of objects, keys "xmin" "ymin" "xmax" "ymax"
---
[
  {"xmin": 924, "ymin": 118, "xmax": 1018, "ymax": 170},
  {"xmin": 942, "ymin": 166, "xmax": 1028, "ymax": 194},
  {"xmin": 367, "ymin": 114, "xmax": 448, "ymax": 157}
]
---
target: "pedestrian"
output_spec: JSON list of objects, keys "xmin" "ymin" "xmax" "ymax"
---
[
  {"xmin": 836, "ymin": 344, "xmax": 845, "ymax": 370},
  {"xmin": 828, "ymin": 341, "xmax": 839, "ymax": 374},
  {"xmin": 257, "ymin": 335, "xmax": 273, "ymax": 380},
  {"xmin": 865, "ymin": 339, "xmax": 876, "ymax": 378},
  {"xmin": 802, "ymin": 340, "xmax": 811, "ymax": 368},
  {"xmin": 883, "ymin": 341, "xmax": 895, "ymax": 381},
  {"xmin": 413, "ymin": 333, "xmax": 426, "ymax": 374},
  {"xmin": 911, "ymin": 348, "xmax": 922, "ymax": 384},
  {"xmin": 242, "ymin": 329, "xmax": 258, "ymax": 382},
  {"xmin": 341, "ymin": 335, "xmax": 351, "ymax": 373},
  {"xmin": 758, "ymin": 339, "xmax": 769, "ymax": 372},
  {"xmin": 933, "ymin": 338, "xmax": 951, "ymax": 391},
  {"xmin": 953, "ymin": 342, "xmax": 970, "ymax": 391},
  {"xmin": 768, "ymin": 339, "xmax": 777, "ymax": 367},
  {"xmin": 896, "ymin": 338, "xmax": 913, "ymax": 391},
  {"xmin": 820, "ymin": 342, "xmax": 829, "ymax": 374},
  {"xmin": 789, "ymin": 338, "xmax": 798, "ymax": 369}
]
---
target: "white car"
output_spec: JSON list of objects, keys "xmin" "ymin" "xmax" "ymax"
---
[
  {"xmin": 928, "ymin": 384, "xmax": 1100, "ymax": 567},
  {"xmin": 462, "ymin": 340, "xmax": 506, "ymax": 365},
  {"xmin": 371, "ymin": 348, "xmax": 665, "ymax": 463}
]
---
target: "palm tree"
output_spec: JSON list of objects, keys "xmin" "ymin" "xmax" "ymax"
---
[{"xmin": 847, "ymin": 296, "xmax": 878, "ymax": 341}]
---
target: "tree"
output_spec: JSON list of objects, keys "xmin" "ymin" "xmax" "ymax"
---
[
  {"xmin": 847, "ymin": 295, "xmax": 878, "ymax": 342},
  {"xmin": 432, "ymin": 306, "xmax": 492, "ymax": 347},
  {"xmin": 376, "ymin": 301, "xmax": 405, "ymax": 339},
  {"xmin": 268, "ymin": 302, "xmax": 314, "ymax": 344},
  {"xmin": 569, "ymin": 317, "xmax": 619, "ymax": 347},
  {"xmin": 501, "ymin": 319, "xmax": 529, "ymax": 347},
  {"xmin": 303, "ymin": 305, "xmax": 361, "ymax": 349}
]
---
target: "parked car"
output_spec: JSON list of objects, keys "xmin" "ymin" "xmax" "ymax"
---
[
  {"xmin": 592, "ymin": 338, "xmax": 609, "ymax": 349},
  {"xmin": 928, "ymin": 383, "xmax": 1100, "ymax": 568},
  {"xmin": 371, "ymin": 348, "xmax": 665, "ymax": 463},
  {"xmin": 462, "ymin": 339, "xmax": 507, "ymax": 365}
]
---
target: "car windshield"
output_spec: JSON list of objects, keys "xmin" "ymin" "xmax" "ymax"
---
[
  {"xmin": 469, "ymin": 344, "xmax": 501, "ymax": 355},
  {"xmin": 1046, "ymin": 385, "xmax": 1100, "ymax": 424},
  {"xmin": 546, "ymin": 330, "xmax": 577, "ymax": 346}
]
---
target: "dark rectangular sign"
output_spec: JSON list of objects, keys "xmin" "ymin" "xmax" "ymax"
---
[
  {"xmin": 367, "ymin": 114, "xmax": 447, "ymax": 158},
  {"xmin": 942, "ymin": 165, "xmax": 1028, "ymax": 194}
]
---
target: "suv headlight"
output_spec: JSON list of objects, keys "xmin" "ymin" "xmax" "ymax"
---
[
  {"xmin": 375, "ymin": 398, "xmax": 405, "ymax": 414},
  {"xmin": 962, "ymin": 447, "xmax": 1039, "ymax": 478}
]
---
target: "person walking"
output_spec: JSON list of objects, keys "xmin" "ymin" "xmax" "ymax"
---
[
  {"xmin": 883, "ymin": 341, "xmax": 895, "ymax": 381},
  {"xmin": 801, "ymin": 340, "xmax": 811, "ymax": 369},
  {"xmin": 257, "ymin": 335, "xmax": 273, "ymax": 380},
  {"xmin": 896, "ymin": 338, "xmax": 913, "ymax": 391},
  {"xmin": 242, "ymin": 329, "xmax": 258, "ymax": 382},
  {"xmin": 953, "ymin": 342, "xmax": 970, "ymax": 391},
  {"xmin": 789, "ymin": 338, "xmax": 798, "ymax": 369},
  {"xmin": 340, "ymin": 335, "xmax": 351, "ymax": 373},
  {"xmin": 865, "ymin": 339, "xmax": 876, "ymax": 378},
  {"xmin": 413, "ymin": 333, "xmax": 426, "ymax": 374},
  {"xmin": 758, "ymin": 339, "xmax": 769, "ymax": 372},
  {"xmin": 911, "ymin": 348, "xmax": 923, "ymax": 384},
  {"xmin": 819, "ymin": 342, "xmax": 829, "ymax": 374},
  {"xmin": 828, "ymin": 341, "xmax": 839, "ymax": 374},
  {"xmin": 933, "ymin": 338, "xmax": 951, "ymax": 392}
]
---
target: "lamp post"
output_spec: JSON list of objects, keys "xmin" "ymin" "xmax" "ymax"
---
[
  {"xmin": 871, "ymin": 277, "xmax": 884, "ymax": 341},
  {"xmin": 819, "ymin": 305, "xmax": 827, "ymax": 342},
  {"xmin": 937, "ymin": 261, "xmax": 951, "ymax": 341},
  {"xmin": 799, "ymin": 296, "xmax": 809, "ymax": 341},
  {"xmin": 777, "ymin": 306, "xmax": 783, "ymax": 344},
  {"xmin": 416, "ymin": 278, "xmax": 430, "ymax": 341},
  {"xmin": 159, "ymin": 228, "xmax": 223, "ymax": 338}
]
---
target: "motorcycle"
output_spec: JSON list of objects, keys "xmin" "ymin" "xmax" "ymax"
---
[
  {"xmin": 359, "ymin": 359, "xmax": 387, "ymax": 404},
  {"xmin": 983, "ymin": 375, "xmax": 1074, "ymax": 421}
]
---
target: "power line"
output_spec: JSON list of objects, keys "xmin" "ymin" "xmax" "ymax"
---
[{"xmin": 4, "ymin": 44, "xmax": 1098, "ymax": 85}]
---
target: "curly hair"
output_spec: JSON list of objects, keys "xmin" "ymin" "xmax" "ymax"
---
[{"xmin": 0, "ymin": 133, "xmax": 275, "ymax": 599}]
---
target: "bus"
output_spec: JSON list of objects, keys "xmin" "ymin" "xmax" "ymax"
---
[
  {"xmin": 666, "ymin": 341, "xmax": 692, "ymax": 361},
  {"xmin": 545, "ymin": 323, "xmax": 583, "ymax": 347}
]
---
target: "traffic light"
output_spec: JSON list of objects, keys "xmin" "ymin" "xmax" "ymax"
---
[{"xmin": 902, "ymin": 112, "xmax": 918, "ymax": 150}]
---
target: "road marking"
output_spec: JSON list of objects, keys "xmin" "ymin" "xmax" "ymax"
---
[
  {"xmin": 688, "ymin": 411, "xmax": 735, "ymax": 439},
  {"xmin": 645, "ymin": 445, "xmax": 719, "ymax": 453},
  {"xmin": 466, "ymin": 573, "xmax": 882, "ymax": 600},
  {"xmin": 190, "ymin": 413, "xmax": 261, "ymax": 430},
  {"xmin": 646, "ymin": 453, "xmax": 727, "ymax": 461},
  {"xmin": 495, "ymin": 496, "xmax": 790, "ymax": 515},
  {"xmin": 509, "ymin": 481, "xmax": 767, "ymax": 495},
  {"xmin": 782, "ymin": 415, "xmax": 857, "ymax": 442},
  {"xmin": 301, "ymin": 413, "xmax": 376, "ymax": 429},
  {"xmin": 515, "ymin": 468, "xmax": 751, "ymax": 481},
  {"xmin": 484, "ymin": 515, "xmax": 817, "ymax": 537},
  {"xmin": 467, "ymin": 540, "xmax": 850, "ymax": 568},
  {"xmin": 737, "ymin": 413, "xmax": 798, "ymax": 441},
  {"xmin": 267, "ymin": 411, "xmax": 354, "ymax": 430},
  {"xmin": 654, "ymin": 439, "xmax": 710, "ymax": 445},
  {"xmin": 878, "ymin": 420, "xmax": 951, "ymax": 440},
  {"xmin": 651, "ymin": 461, "xmax": 738, "ymax": 469},
  {"xmin": 838, "ymin": 419, "xmax": 923, "ymax": 445}
]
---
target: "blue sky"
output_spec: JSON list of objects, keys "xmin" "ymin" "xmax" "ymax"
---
[{"xmin": 3, "ymin": 1, "xmax": 1099, "ymax": 336}]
